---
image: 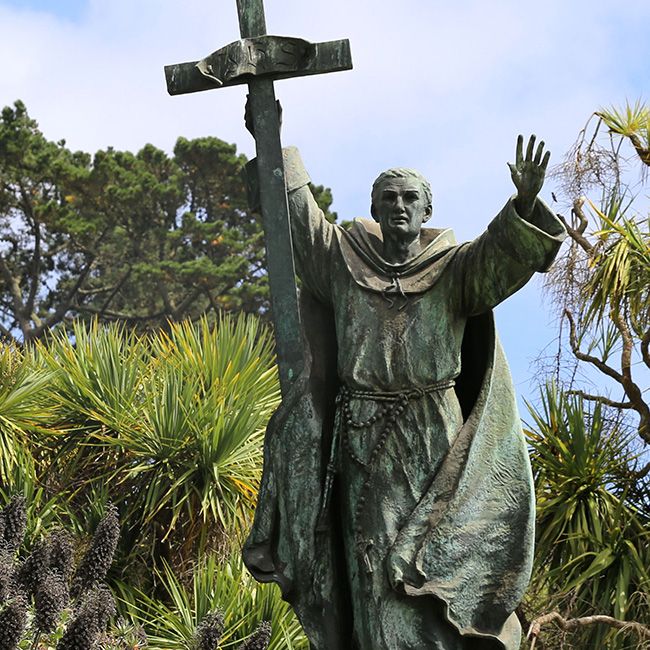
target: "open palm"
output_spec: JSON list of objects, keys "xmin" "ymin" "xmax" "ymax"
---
[{"xmin": 508, "ymin": 134, "xmax": 550, "ymax": 218}]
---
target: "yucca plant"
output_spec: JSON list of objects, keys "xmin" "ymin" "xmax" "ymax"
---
[
  {"xmin": 0, "ymin": 343, "xmax": 57, "ymax": 484},
  {"xmin": 525, "ymin": 384, "xmax": 649, "ymax": 648},
  {"xmin": 118, "ymin": 552, "xmax": 306, "ymax": 650},
  {"xmin": 596, "ymin": 100, "xmax": 650, "ymax": 165},
  {"xmin": 106, "ymin": 314, "xmax": 278, "ymax": 571},
  {"xmin": 583, "ymin": 198, "xmax": 649, "ymax": 334},
  {"xmin": 36, "ymin": 320, "xmax": 147, "ymax": 486},
  {"xmin": 36, "ymin": 315, "xmax": 279, "ymax": 581}
]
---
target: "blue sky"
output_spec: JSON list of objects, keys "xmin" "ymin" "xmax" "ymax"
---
[{"xmin": 1, "ymin": 0, "xmax": 648, "ymax": 408}]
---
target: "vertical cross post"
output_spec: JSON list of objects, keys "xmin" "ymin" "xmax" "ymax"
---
[
  {"xmin": 164, "ymin": 0, "xmax": 352, "ymax": 396},
  {"xmin": 236, "ymin": 0, "xmax": 302, "ymax": 395}
]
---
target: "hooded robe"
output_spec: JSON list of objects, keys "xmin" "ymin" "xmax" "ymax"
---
[{"xmin": 243, "ymin": 148, "xmax": 566, "ymax": 649}]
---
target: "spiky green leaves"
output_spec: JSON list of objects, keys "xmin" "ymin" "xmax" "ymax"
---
[{"xmin": 526, "ymin": 385, "xmax": 650, "ymax": 647}]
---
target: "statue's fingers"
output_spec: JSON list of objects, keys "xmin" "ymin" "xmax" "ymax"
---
[
  {"xmin": 507, "ymin": 162, "xmax": 520, "ymax": 183},
  {"xmin": 534, "ymin": 140, "xmax": 545, "ymax": 165},
  {"xmin": 516, "ymin": 134, "xmax": 524, "ymax": 165},
  {"xmin": 541, "ymin": 150, "xmax": 551, "ymax": 171},
  {"xmin": 526, "ymin": 134, "xmax": 536, "ymax": 162}
]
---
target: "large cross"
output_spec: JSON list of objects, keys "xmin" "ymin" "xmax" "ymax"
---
[{"xmin": 165, "ymin": 1, "xmax": 352, "ymax": 396}]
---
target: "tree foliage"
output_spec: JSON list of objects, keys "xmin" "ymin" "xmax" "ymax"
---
[
  {"xmin": 0, "ymin": 315, "xmax": 304, "ymax": 647},
  {"xmin": 546, "ymin": 100, "xmax": 650, "ymax": 445},
  {"xmin": 0, "ymin": 100, "xmax": 336, "ymax": 341},
  {"xmin": 525, "ymin": 101, "xmax": 650, "ymax": 649}
]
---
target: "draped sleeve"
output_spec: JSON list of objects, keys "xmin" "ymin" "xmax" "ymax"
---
[
  {"xmin": 244, "ymin": 147, "xmax": 340, "ymax": 306},
  {"xmin": 450, "ymin": 196, "xmax": 566, "ymax": 316}
]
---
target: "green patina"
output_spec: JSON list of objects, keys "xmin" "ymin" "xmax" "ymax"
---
[
  {"xmin": 165, "ymin": 5, "xmax": 566, "ymax": 648},
  {"xmin": 242, "ymin": 141, "xmax": 565, "ymax": 649}
]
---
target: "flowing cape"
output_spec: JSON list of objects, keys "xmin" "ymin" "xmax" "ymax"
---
[{"xmin": 243, "ymin": 226, "xmax": 535, "ymax": 650}]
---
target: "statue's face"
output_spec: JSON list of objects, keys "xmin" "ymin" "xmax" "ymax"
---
[{"xmin": 372, "ymin": 178, "xmax": 432, "ymax": 240}]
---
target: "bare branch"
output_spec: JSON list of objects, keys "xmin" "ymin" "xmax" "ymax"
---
[
  {"xmin": 19, "ymin": 184, "xmax": 42, "ymax": 318},
  {"xmin": 27, "ymin": 256, "xmax": 96, "ymax": 341},
  {"xmin": 566, "ymin": 390, "xmax": 633, "ymax": 410},
  {"xmin": 557, "ymin": 199, "xmax": 594, "ymax": 254},
  {"xmin": 171, "ymin": 287, "xmax": 203, "ymax": 320},
  {"xmin": 0, "ymin": 322, "xmax": 18, "ymax": 345},
  {"xmin": 610, "ymin": 309, "xmax": 650, "ymax": 443},
  {"xmin": 0, "ymin": 255, "xmax": 28, "ymax": 336},
  {"xmin": 98, "ymin": 268, "xmax": 133, "ymax": 315},
  {"xmin": 642, "ymin": 328, "xmax": 650, "ymax": 370},
  {"xmin": 74, "ymin": 305, "xmax": 170, "ymax": 323},
  {"xmin": 564, "ymin": 310, "xmax": 624, "ymax": 383},
  {"xmin": 527, "ymin": 611, "xmax": 650, "ymax": 649}
]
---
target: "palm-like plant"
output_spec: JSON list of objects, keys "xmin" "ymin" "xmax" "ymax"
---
[
  {"xmin": 0, "ymin": 343, "xmax": 56, "ymax": 483},
  {"xmin": 108, "ymin": 314, "xmax": 279, "ymax": 569},
  {"xmin": 118, "ymin": 553, "xmax": 306, "ymax": 650},
  {"xmin": 584, "ymin": 199, "xmax": 649, "ymax": 336},
  {"xmin": 38, "ymin": 315, "xmax": 279, "ymax": 577},
  {"xmin": 596, "ymin": 100, "xmax": 650, "ymax": 165},
  {"xmin": 525, "ymin": 384, "xmax": 649, "ymax": 648}
]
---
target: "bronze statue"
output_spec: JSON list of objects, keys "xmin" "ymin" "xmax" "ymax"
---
[
  {"xmin": 164, "ymin": 2, "xmax": 566, "ymax": 646},
  {"xmin": 243, "ymin": 125, "xmax": 566, "ymax": 649}
]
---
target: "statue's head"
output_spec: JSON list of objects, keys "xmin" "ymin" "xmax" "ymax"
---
[{"xmin": 370, "ymin": 168, "xmax": 433, "ymax": 240}]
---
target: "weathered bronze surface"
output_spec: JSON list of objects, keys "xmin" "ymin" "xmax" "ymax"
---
[
  {"xmin": 165, "ymin": 36, "xmax": 352, "ymax": 95},
  {"xmin": 166, "ymin": 5, "xmax": 567, "ymax": 649},
  {"xmin": 164, "ymin": 0, "xmax": 352, "ymax": 394},
  {"xmin": 242, "ymin": 135, "xmax": 566, "ymax": 649}
]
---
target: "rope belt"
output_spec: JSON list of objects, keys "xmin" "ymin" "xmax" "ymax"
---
[
  {"xmin": 316, "ymin": 377, "xmax": 455, "ymax": 534},
  {"xmin": 342, "ymin": 378, "xmax": 456, "ymax": 402}
]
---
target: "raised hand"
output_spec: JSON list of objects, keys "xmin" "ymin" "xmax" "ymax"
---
[{"xmin": 508, "ymin": 134, "xmax": 550, "ymax": 219}]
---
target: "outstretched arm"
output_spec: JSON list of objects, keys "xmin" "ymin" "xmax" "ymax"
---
[{"xmin": 454, "ymin": 135, "xmax": 565, "ymax": 316}]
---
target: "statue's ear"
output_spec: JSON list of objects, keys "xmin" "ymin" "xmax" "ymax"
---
[
  {"xmin": 425, "ymin": 203, "xmax": 433, "ymax": 218},
  {"xmin": 370, "ymin": 203, "xmax": 378, "ymax": 222}
]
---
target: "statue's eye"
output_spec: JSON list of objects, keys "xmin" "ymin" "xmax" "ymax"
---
[{"xmin": 404, "ymin": 191, "xmax": 419, "ymax": 202}]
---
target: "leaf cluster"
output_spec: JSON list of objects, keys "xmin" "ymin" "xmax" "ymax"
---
[
  {"xmin": 545, "ymin": 100, "xmax": 650, "ymax": 444},
  {"xmin": 0, "ymin": 101, "xmax": 338, "ymax": 341},
  {"xmin": 525, "ymin": 385, "xmax": 649, "ymax": 648}
]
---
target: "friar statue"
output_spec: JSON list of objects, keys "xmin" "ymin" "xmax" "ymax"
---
[{"xmin": 242, "ymin": 106, "xmax": 566, "ymax": 649}]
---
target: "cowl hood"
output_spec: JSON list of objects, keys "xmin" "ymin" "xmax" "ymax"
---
[{"xmin": 340, "ymin": 218, "xmax": 459, "ymax": 294}]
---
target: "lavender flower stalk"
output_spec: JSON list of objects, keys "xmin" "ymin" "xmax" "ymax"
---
[
  {"xmin": 71, "ymin": 505, "xmax": 119, "ymax": 599},
  {"xmin": 238, "ymin": 621, "xmax": 272, "ymax": 650}
]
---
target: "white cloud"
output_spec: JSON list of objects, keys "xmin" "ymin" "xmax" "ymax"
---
[{"xmin": 1, "ymin": 0, "xmax": 648, "ymax": 392}]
